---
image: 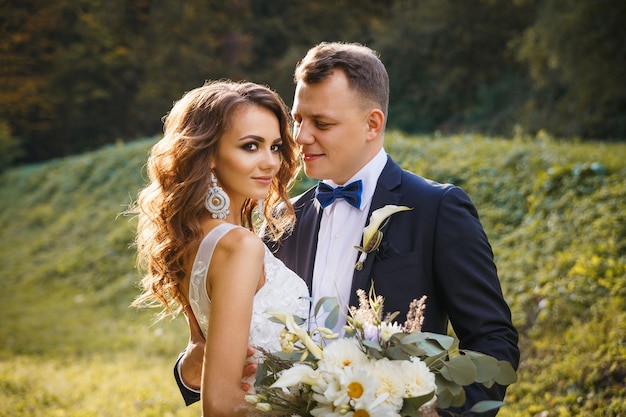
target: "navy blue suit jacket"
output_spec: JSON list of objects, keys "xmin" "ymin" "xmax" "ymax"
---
[{"xmin": 176, "ymin": 156, "xmax": 519, "ymax": 415}]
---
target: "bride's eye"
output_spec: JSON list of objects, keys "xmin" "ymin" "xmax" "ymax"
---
[{"xmin": 243, "ymin": 142, "xmax": 259, "ymax": 151}]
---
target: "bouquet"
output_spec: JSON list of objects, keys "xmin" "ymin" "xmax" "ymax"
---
[{"xmin": 246, "ymin": 286, "xmax": 517, "ymax": 417}]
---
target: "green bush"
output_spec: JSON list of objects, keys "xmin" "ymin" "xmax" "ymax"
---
[
  {"xmin": 0, "ymin": 120, "xmax": 23, "ymax": 172},
  {"xmin": 1, "ymin": 133, "xmax": 624, "ymax": 416}
]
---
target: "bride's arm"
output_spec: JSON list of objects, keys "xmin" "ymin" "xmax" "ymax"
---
[{"xmin": 201, "ymin": 228, "xmax": 265, "ymax": 417}]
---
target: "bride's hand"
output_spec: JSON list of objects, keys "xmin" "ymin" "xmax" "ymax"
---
[
  {"xmin": 180, "ymin": 305, "xmax": 205, "ymax": 390},
  {"xmin": 241, "ymin": 346, "xmax": 257, "ymax": 392}
]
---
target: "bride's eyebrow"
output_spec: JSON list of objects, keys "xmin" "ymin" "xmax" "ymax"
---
[
  {"xmin": 237, "ymin": 136, "xmax": 283, "ymax": 142},
  {"xmin": 237, "ymin": 135, "xmax": 264, "ymax": 141}
]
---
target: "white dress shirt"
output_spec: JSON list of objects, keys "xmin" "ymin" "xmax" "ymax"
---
[{"xmin": 311, "ymin": 148, "xmax": 388, "ymax": 333}]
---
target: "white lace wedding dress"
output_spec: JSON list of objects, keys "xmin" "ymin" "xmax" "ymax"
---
[{"xmin": 188, "ymin": 223, "xmax": 310, "ymax": 354}]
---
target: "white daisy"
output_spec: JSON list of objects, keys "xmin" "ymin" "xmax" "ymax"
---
[
  {"xmin": 328, "ymin": 366, "xmax": 380, "ymax": 408},
  {"xmin": 351, "ymin": 400, "xmax": 400, "ymax": 417},
  {"xmin": 378, "ymin": 321, "xmax": 403, "ymax": 342}
]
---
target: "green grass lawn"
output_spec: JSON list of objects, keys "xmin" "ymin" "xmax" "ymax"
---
[{"xmin": 1, "ymin": 133, "xmax": 624, "ymax": 416}]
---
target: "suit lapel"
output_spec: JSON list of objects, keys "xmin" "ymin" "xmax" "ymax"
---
[
  {"xmin": 295, "ymin": 193, "xmax": 323, "ymax": 291},
  {"xmin": 349, "ymin": 157, "xmax": 403, "ymax": 306}
]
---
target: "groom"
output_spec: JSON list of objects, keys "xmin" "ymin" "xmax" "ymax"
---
[{"xmin": 175, "ymin": 42, "xmax": 519, "ymax": 416}]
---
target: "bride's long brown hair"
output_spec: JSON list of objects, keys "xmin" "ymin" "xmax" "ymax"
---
[{"xmin": 131, "ymin": 80, "xmax": 299, "ymax": 318}]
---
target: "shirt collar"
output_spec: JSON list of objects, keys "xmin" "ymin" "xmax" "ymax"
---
[{"xmin": 322, "ymin": 148, "xmax": 387, "ymax": 210}]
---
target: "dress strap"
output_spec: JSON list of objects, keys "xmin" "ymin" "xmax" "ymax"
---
[
  {"xmin": 191, "ymin": 223, "xmax": 241, "ymax": 272},
  {"xmin": 188, "ymin": 223, "xmax": 242, "ymax": 338}
]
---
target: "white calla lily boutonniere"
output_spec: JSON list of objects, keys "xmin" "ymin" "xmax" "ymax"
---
[{"xmin": 354, "ymin": 204, "xmax": 413, "ymax": 270}]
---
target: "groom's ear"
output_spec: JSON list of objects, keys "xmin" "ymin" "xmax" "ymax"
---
[{"xmin": 365, "ymin": 108, "xmax": 385, "ymax": 142}]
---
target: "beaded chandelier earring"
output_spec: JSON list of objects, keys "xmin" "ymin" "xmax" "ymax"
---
[{"xmin": 205, "ymin": 172, "xmax": 230, "ymax": 219}]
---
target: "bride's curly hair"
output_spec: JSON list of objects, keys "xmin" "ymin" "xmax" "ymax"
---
[{"xmin": 131, "ymin": 80, "xmax": 299, "ymax": 318}]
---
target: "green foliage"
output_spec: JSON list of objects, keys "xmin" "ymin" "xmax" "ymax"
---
[
  {"xmin": 0, "ymin": 120, "xmax": 23, "ymax": 172},
  {"xmin": 0, "ymin": 0, "xmax": 394, "ymax": 163},
  {"xmin": 515, "ymin": 0, "xmax": 626, "ymax": 138},
  {"xmin": 1, "ymin": 133, "xmax": 625, "ymax": 415},
  {"xmin": 0, "ymin": 355, "xmax": 200, "ymax": 417},
  {"xmin": 374, "ymin": 0, "xmax": 534, "ymax": 134},
  {"xmin": 2, "ymin": 0, "xmax": 624, "ymax": 164},
  {"xmin": 385, "ymin": 132, "xmax": 626, "ymax": 416}
]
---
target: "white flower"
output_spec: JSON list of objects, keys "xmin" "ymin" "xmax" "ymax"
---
[
  {"xmin": 310, "ymin": 403, "xmax": 349, "ymax": 417},
  {"xmin": 402, "ymin": 357, "xmax": 437, "ymax": 398},
  {"xmin": 244, "ymin": 394, "xmax": 261, "ymax": 404},
  {"xmin": 352, "ymin": 396, "xmax": 400, "ymax": 417},
  {"xmin": 255, "ymin": 402, "xmax": 272, "ymax": 412},
  {"xmin": 350, "ymin": 310, "xmax": 367, "ymax": 329},
  {"xmin": 271, "ymin": 364, "xmax": 321, "ymax": 389},
  {"xmin": 279, "ymin": 328, "xmax": 297, "ymax": 353},
  {"xmin": 370, "ymin": 358, "xmax": 406, "ymax": 411},
  {"xmin": 361, "ymin": 205, "xmax": 412, "ymax": 249},
  {"xmin": 267, "ymin": 311, "xmax": 323, "ymax": 359},
  {"xmin": 355, "ymin": 205, "xmax": 412, "ymax": 270},
  {"xmin": 378, "ymin": 321, "xmax": 403, "ymax": 342},
  {"xmin": 317, "ymin": 338, "xmax": 368, "ymax": 372},
  {"xmin": 324, "ymin": 366, "xmax": 380, "ymax": 408}
]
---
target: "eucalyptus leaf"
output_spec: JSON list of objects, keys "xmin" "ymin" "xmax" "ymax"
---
[
  {"xmin": 399, "ymin": 391, "xmax": 436, "ymax": 416},
  {"xmin": 495, "ymin": 360, "xmax": 518, "ymax": 385},
  {"xmin": 451, "ymin": 386, "xmax": 466, "ymax": 407},
  {"xmin": 365, "ymin": 346, "xmax": 384, "ymax": 359},
  {"xmin": 363, "ymin": 339, "xmax": 383, "ymax": 351},
  {"xmin": 434, "ymin": 377, "xmax": 466, "ymax": 409},
  {"xmin": 417, "ymin": 339, "xmax": 450, "ymax": 356},
  {"xmin": 385, "ymin": 346, "xmax": 411, "ymax": 360},
  {"xmin": 444, "ymin": 355, "xmax": 477, "ymax": 386},
  {"xmin": 423, "ymin": 351, "xmax": 448, "ymax": 369},
  {"xmin": 397, "ymin": 342, "xmax": 427, "ymax": 357},
  {"xmin": 256, "ymin": 362, "xmax": 270, "ymax": 381},
  {"xmin": 470, "ymin": 354, "xmax": 500, "ymax": 383},
  {"xmin": 439, "ymin": 363, "xmax": 452, "ymax": 381},
  {"xmin": 397, "ymin": 332, "xmax": 451, "ymax": 356},
  {"xmin": 468, "ymin": 400, "xmax": 505, "ymax": 413},
  {"xmin": 422, "ymin": 332, "xmax": 455, "ymax": 350},
  {"xmin": 324, "ymin": 304, "xmax": 340, "ymax": 329},
  {"xmin": 394, "ymin": 331, "xmax": 422, "ymax": 344},
  {"xmin": 435, "ymin": 386, "xmax": 453, "ymax": 409},
  {"xmin": 273, "ymin": 350, "xmax": 302, "ymax": 361},
  {"xmin": 482, "ymin": 377, "xmax": 496, "ymax": 388},
  {"xmin": 313, "ymin": 296, "xmax": 339, "ymax": 316},
  {"xmin": 292, "ymin": 315, "xmax": 307, "ymax": 326},
  {"xmin": 435, "ymin": 374, "xmax": 464, "ymax": 395},
  {"xmin": 268, "ymin": 314, "xmax": 307, "ymax": 326}
]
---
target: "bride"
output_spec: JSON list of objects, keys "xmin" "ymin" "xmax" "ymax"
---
[{"xmin": 131, "ymin": 80, "xmax": 309, "ymax": 416}]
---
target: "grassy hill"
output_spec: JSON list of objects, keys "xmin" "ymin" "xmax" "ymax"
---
[{"xmin": 1, "ymin": 132, "xmax": 624, "ymax": 416}]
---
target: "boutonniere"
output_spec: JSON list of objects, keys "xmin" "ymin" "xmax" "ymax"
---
[{"xmin": 354, "ymin": 204, "xmax": 412, "ymax": 270}]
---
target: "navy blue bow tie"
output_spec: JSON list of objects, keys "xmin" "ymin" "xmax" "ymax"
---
[{"xmin": 315, "ymin": 180, "xmax": 363, "ymax": 209}]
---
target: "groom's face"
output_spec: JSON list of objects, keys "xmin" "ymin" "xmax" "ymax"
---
[{"xmin": 291, "ymin": 70, "xmax": 373, "ymax": 185}]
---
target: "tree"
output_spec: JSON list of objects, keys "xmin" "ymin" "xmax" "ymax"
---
[
  {"xmin": 245, "ymin": 0, "xmax": 394, "ymax": 105},
  {"xmin": 515, "ymin": 0, "xmax": 626, "ymax": 138},
  {"xmin": 0, "ymin": 0, "xmax": 68, "ymax": 161},
  {"xmin": 374, "ymin": 0, "xmax": 534, "ymax": 134}
]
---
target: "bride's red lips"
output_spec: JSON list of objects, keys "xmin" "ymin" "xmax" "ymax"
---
[{"xmin": 253, "ymin": 176, "xmax": 273, "ymax": 184}]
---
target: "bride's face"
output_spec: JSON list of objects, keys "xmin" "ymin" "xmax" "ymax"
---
[{"xmin": 212, "ymin": 104, "xmax": 283, "ymax": 207}]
